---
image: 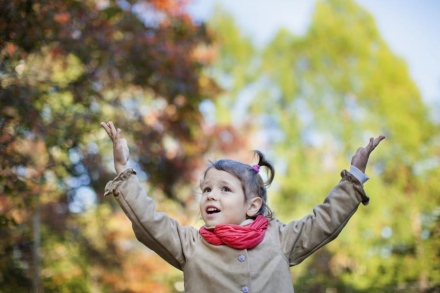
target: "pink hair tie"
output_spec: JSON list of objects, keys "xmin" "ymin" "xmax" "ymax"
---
[{"xmin": 252, "ymin": 165, "xmax": 260, "ymax": 173}]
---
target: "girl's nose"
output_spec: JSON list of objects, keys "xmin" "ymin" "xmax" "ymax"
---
[{"xmin": 207, "ymin": 191, "xmax": 218, "ymax": 201}]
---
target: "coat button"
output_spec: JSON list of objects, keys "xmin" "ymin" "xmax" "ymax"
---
[
  {"xmin": 238, "ymin": 255, "xmax": 246, "ymax": 262},
  {"xmin": 242, "ymin": 286, "xmax": 249, "ymax": 293}
]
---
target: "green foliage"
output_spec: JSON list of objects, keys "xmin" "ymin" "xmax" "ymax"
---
[
  {"xmin": 205, "ymin": 5, "xmax": 259, "ymax": 125},
  {"xmin": 207, "ymin": 0, "xmax": 440, "ymax": 291}
]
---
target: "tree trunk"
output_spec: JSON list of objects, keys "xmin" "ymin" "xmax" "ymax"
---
[{"xmin": 33, "ymin": 196, "xmax": 41, "ymax": 293}]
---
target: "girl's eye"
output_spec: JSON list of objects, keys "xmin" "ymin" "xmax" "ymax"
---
[
  {"xmin": 203, "ymin": 187, "xmax": 211, "ymax": 193},
  {"xmin": 221, "ymin": 187, "xmax": 231, "ymax": 192}
]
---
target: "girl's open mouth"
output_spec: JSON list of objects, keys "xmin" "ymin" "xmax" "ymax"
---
[{"xmin": 206, "ymin": 207, "xmax": 221, "ymax": 214}]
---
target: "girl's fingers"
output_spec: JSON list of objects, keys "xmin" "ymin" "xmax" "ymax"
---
[
  {"xmin": 368, "ymin": 135, "xmax": 386, "ymax": 153},
  {"xmin": 108, "ymin": 121, "xmax": 117, "ymax": 136},
  {"xmin": 100, "ymin": 122, "xmax": 109, "ymax": 131},
  {"xmin": 100, "ymin": 122, "xmax": 130, "ymax": 157},
  {"xmin": 363, "ymin": 137, "xmax": 373, "ymax": 153},
  {"xmin": 107, "ymin": 122, "xmax": 121, "ymax": 140},
  {"xmin": 361, "ymin": 135, "xmax": 383, "ymax": 154},
  {"xmin": 373, "ymin": 135, "xmax": 386, "ymax": 148},
  {"xmin": 100, "ymin": 122, "xmax": 122, "ymax": 141},
  {"xmin": 100, "ymin": 122, "xmax": 113, "ymax": 137}
]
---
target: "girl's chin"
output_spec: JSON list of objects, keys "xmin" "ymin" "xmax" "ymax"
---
[
  {"xmin": 204, "ymin": 220, "xmax": 220, "ymax": 227},
  {"xmin": 203, "ymin": 216, "xmax": 223, "ymax": 227}
]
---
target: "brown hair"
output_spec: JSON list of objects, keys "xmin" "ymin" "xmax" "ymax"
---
[{"xmin": 201, "ymin": 150, "xmax": 275, "ymax": 219}]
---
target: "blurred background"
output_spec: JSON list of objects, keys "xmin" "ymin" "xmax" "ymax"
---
[{"xmin": 1, "ymin": 0, "xmax": 439, "ymax": 292}]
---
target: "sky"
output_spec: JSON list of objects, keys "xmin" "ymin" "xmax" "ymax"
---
[{"xmin": 187, "ymin": 0, "xmax": 440, "ymax": 105}]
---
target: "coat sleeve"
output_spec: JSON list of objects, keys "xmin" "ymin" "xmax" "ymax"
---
[
  {"xmin": 104, "ymin": 168, "xmax": 198, "ymax": 271},
  {"xmin": 279, "ymin": 170, "xmax": 370, "ymax": 266}
]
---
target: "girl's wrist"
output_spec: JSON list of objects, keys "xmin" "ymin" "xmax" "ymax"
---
[
  {"xmin": 115, "ymin": 163, "xmax": 130, "ymax": 175},
  {"xmin": 349, "ymin": 165, "xmax": 369, "ymax": 184}
]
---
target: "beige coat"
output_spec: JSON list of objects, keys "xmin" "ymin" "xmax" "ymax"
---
[{"xmin": 105, "ymin": 169, "xmax": 369, "ymax": 293}]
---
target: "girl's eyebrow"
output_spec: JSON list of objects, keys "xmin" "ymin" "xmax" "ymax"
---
[
  {"xmin": 218, "ymin": 180, "xmax": 233, "ymax": 187},
  {"xmin": 200, "ymin": 180, "xmax": 211, "ymax": 187},
  {"xmin": 201, "ymin": 180, "xmax": 231, "ymax": 187}
]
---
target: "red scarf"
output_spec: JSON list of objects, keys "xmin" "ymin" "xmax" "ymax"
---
[{"xmin": 199, "ymin": 215, "xmax": 269, "ymax": 249}]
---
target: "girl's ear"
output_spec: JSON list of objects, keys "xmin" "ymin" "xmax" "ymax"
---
[{"xmin": 246, "ymin": 197, "xmax": 263, "ymax": 217}]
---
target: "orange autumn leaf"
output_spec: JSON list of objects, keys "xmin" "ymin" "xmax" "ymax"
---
[
  {"xmin": 54, "ymin": 12, "xmax": 70, "ymax": 24},
  {"xmin": 150, "ymin": 0, "xmax": 189, "ymax": 14}
]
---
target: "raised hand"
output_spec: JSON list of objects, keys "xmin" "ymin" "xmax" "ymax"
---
[
  {"xmin": 351, "ymin": 135, "xmax": 386, "ymax": 173},
  {"xmin": 100, "ymin": 121, "xmax": 130, "ymax": 175}
]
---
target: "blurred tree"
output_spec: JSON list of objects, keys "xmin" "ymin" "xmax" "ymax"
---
[
  {"xmin": 199, "ymin": 5, "xmax": 265, "ymax": 162},
  {"xmin": 1, "ymin": 0, "xmax": 218, "ymax": 291},
  {"xmin": 207, "ymin": 0, "xmax": 440, "ymax": 292}
]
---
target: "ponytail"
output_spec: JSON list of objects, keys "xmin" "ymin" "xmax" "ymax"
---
[
  {"xmin": 252, "ymin": 150, "xmax": 275, "ymax": 218},
  {"xmin": 253, "ymin": 150, "xmax": 275, "ymax": 186}
]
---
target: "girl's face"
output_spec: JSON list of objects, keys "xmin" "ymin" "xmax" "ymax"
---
[{"xmin": 200, "ymin": 169, "xmax": 250, "ymax": 227}]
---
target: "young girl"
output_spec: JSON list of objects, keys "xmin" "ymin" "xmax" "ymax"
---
[{"xmin": 101, "ymin": 121, "xmax": 385, "ymax": 293}]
